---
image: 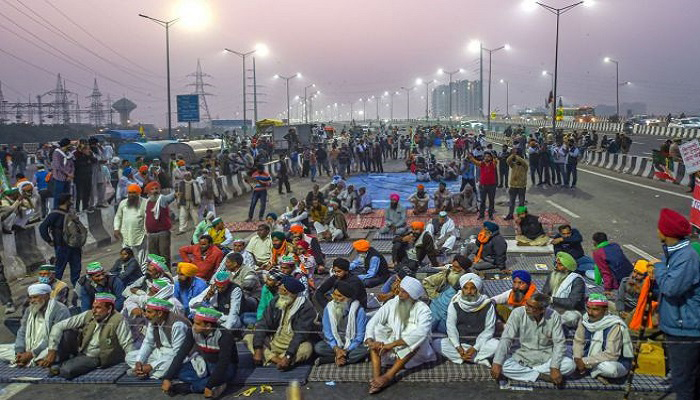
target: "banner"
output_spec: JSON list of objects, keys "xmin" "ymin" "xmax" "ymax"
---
[
  {"xmin": 680, "ymin": 139, "xmax": 700, "ymax": 174},
  {"xmin": 690, "ymin": 176, "xmax": 700, "ymax": 228}
]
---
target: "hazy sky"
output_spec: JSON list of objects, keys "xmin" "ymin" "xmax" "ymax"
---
[{"xmin": 1, "ymin": 0, "xmax": 699, "ymax": 126}]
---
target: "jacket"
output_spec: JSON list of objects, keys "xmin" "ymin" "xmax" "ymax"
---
[
  {"xmin": 253, "ymin": 296, "xmax": 316, "ymax": 357},
  {"xmin": 39, "ymin": 209, "xmax": 72, "ymax": 248},
  {"xmin": 507, "ymin": 154, "xmax": 529, "ymax": 189},
  {"xmin": 15, "ymin": 299, "xmax": 70, "ymax": 356},
  {"xmin": 179, "ymin": 245, "xmax": 224, "ymax": 281},
  {"xmin": 657, "ymin": 240, "xmax": 700, "ymax": 337},
  {"xmin": 593, "ymin": 242, "xmax": 634, "ymax": 290},
  {"xmin": 479, "ymin": 231, "xmax": 508, "ymax": 269},
  {"xmin": 518, "ymin": 214, "xmax": 546, "ymax": 240},
  {"xmin": 552, "ymin": 229, "xmax": 585, "ymax": 260}
]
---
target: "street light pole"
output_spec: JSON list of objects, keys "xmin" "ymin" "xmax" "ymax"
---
[
  {"xmin": 253, "ymin": 57, "xmax": 258, "ymax": 123},
  {"xmin": 224, "ymin": 48, "xmax": 257, "ymax": 134},
  {"xmin": 480, "ymin": 44, "xmax": 508, "ymax": 130},
  {"xmin": 604, "ymin": 57, "xmax": 620, "ymax": 118},
  {"xmin": 275, "ymin": 74, "xmax": 299, "ymax": 126},
  {"xmin": 139, "ymin": 14, "xmax": 179, "ymax": 139},
  {"xmin": 418, "ymin": 79, "xmax": 435, "ymax": 121},
  {"xmin": 303, "ymin": 83, "xmax": 315, "ymax": 123},
  {"xmin": 500, "ymin": 79, "xmax": 510, "ymax": 117},
  {"xmin": 535, "ymin": 1, "xmax": 585, "ymax": 135},
  {"xmin": 401, "ymin": 87, "xmax": 414, "ymax": 121}
]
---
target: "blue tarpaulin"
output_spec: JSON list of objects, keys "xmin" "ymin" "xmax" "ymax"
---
[
  {"xmin": 107, "ymin": 130, "xmax": 140, "ymax": 140},
  {"xmin": 344, "ymin": 172, "xmax": 461, "ymax": 209}
]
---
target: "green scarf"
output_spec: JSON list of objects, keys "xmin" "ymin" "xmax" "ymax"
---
[{"xmin": 595, "ymin": 241, "xmax": 610, "ymax": 249}]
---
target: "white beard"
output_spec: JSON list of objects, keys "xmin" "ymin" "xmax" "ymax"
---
[
  {"xmin": 275, "ymin": 294, "xmax": 295, "ymax": 311},
  {"xmin": 549, "ymin": 270, "xmax": 570, "ymax": 294},
  {"xmin": 330, "ymin": 300, "xmax": 349, "ymax": 322},
  {"xmin": 396, "ymin": 298, "xmax": 414, "ymax": 328}
]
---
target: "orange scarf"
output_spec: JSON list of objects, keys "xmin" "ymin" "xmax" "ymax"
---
[
  {"xmin": 271, "ymin": 241, "xmax": 288, "ymax": 265},
  {"xmin": 629, "ymin": 276, "xmax": 657, "ymax": 331},
  {"xmin": 472, "ymin": 230, "xmax": 490, "ymax": 264},
  {"xmin": 508, "ymin": 283, "xmax": 537, "ymax": 307}
]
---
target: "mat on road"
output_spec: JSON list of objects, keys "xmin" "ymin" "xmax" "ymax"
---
[
  {"xmin": 309, "ymin": 359, "xmax": 491, "ymax": 383},
  {"xmin": 0, "ymin": 362, "xmax": 127, "ymax": 384}
]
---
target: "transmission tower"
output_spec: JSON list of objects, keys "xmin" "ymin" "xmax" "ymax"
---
[
  {"xmin": 88, "ymin": 78, "xmax": 104, "ymax": 127},
  {"xmin": 187, "ymin": 59, "xmax": 213, "ymax": 121},
  {"xmin": 42, "ymin": 74, "xmax": 72, "ymax": 125}
]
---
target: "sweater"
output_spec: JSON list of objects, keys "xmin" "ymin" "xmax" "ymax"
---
[
  {"xmin": 657, "ymin": 240, "xmax": 700, "ymax": 337},
  {"xmin": 592, "ymin": 242, "xmax": 633, "ymax": 290},
  {"xmin": 507, "ymin": 154, "xmax": 529, "ymax": 189},
  {"xmin": 253, "ymin": 296, "xmax": 316, "ymax": 357}
]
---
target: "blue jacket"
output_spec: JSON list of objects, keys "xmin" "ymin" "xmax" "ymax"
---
[
  {"xmin": 321, "ymin": 304, "xmax": 368, "ymax": 351},
  {"xmin": 657, "ymin": 240, "xmax": 700, "ymax": 337},
  {"xmin": 174, "ymin": 277, "xmax": 208, "ymax": 316}
]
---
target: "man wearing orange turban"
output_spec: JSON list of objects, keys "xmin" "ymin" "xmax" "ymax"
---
[
  {"xmin": 351, "ymin": 240, "xmax": 390, "ymax": 288},
  {"xmin": 408, "ymin": 184, "xmax": 429, "ymax": 214},
  {"xmin": 145, "ymin": 179, "xmax": 176, "ymax": 267},
  {"xmin": 391, "ymin": 219, "xmax": 439, "ymax": 276},
  {"xmin": 114, "ymin": 181, "xmax": 148, "ymax": 266}
]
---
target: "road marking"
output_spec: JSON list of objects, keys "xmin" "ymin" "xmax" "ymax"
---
[
  {"xmin": 632, "ymin": 142, "xmax": 644, "ymax": 144},
  {"xmin": 623, "ymin": 244, "xmax": 658, "ymax": 261},
  {"xmin": 0, "ymin": 384, "xmax": 29, "ymax": 400},
  {"xmin": 643, "ymin": 152, "xmax": 652, "ymax": 156},
  {"xmin": 545, "ymin": 200, "xmax": 580, "ymax": 218},
  {"xmin": 578, "ymin": 168, "xmax": 693, "ymax": 200}
]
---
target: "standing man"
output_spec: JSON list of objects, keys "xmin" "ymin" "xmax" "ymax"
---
[
  {"xmin": 175, "ymin": 171, "xmax": 200, "ymax": 235},
  {"xmin": 277, "ymin": 153, "xmax": 291, "ymax": 195},
  {"xmin": 114, "ymin": 184, "xmax": 148, "ymax": 267},
  {"xmin": 51, "ymin": 138, "xmax": 74, "ymax": 208},
  {"xmin": 246, "ymin": 164, "xmax": 272, "ymax": 222},
  {"xmin": 504, "ymin": 149, "xmax": 528, "ymax": 220},
  {"xmin": 39, "ymin": 194, "xmax": 83, "ymax": 286},
  {"xmin": 468, "ymin": 151, "xmax": 498, "ymax": 220},
  {"xmin": 145, "ymin": 182, "xmax": 176, "ymax": 268}
]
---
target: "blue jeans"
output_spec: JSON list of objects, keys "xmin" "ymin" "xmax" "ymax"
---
[
  {"xmin": 380, "ymin": 274, "xmax": 398, "ymax": 293},
  {"xmin": 557, "ymin": 164, "xmax": 569, "ymax": 186},
  {"xmin": 55, "ymin": 245, "xmax": 82, "ymax": 286},
  {"xmin": 178, "ymin": 361, "xmax": 237, "ymax": 393},
  {"xmin": 53, "ymin": 180, "xmax": 71, "ymax": 209},
  {"xmin": 248, "ymin": 190, "xmax": 267, "ymax": 220},
  {"xmin": 310, "ymin": 165, "xmax": 317, "ymax": 182},
  {"xmin": 567, "ymin": 163, "xmax": 578, "ymax": 187},
  {"xmin": 666, "ymin": 335, "xmax": 700, "ymax": 400}
]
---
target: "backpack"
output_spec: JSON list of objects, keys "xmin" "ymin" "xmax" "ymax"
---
[{"xmin": 53, "ymin": 210, "xmax": 88, "ymax": 248}]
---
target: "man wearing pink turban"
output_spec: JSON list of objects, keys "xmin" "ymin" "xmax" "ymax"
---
[{"xmin": 379, "ymin": 193, "xmax": 407, "ymax": 236}]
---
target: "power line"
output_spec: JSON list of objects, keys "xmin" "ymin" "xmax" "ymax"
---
[{"xmin": 0, "ymin": 46, "xmax": 92, "ymax": 90}]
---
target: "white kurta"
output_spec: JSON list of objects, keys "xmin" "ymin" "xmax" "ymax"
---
[
  {"xmin": 426, "ymin": 217, "xmax": 458, "ymax": 250},
  {"xmin": 125, "ymin": 319, "xmax": 189, "ymax": 378}
]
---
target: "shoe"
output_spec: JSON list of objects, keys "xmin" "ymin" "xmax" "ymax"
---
[
  {"xmin": 176, "ymin": 231, "xmax": 186, "ymax": 236},
  {"xmin": 86, "ymin": 208, "xmax": 95, "ymax": 214},
  {"xmin": 503, "ymin": 215, "xmax": 514, "ymax": 220},
  {"xmin": 209, "ymin": 383, "xmax": 227, "ymax": 398},
  {"xmin": 245, "ymin": 218, "xmax": 252, "ymax": 223},
  {"xmin": 4, "ymin": 303, "xmax": 15, "ymax": 314}
]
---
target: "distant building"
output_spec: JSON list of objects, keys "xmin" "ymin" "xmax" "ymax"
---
[
  {"xmin": 594, "ymin": 102, "xmax": 647, "ymax": 117},
  {"xmin": 431, "ymin": 79, "xmax": 480, "ymax": 118}
]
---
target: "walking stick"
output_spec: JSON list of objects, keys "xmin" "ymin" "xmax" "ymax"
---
[{"xmin": 623, "ymin": 277, "xmax": 654, "ymax": 400}]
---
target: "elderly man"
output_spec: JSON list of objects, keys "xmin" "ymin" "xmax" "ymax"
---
[
  {"xmin": 179, "ymin": 235, "xmax": 224, "ymax": 281},
  {"xmin": 245, "ymin": 277, "xmax": 316, "ymax": 370},
  {"xmin": 37, "ymin": 264, "xmax": 71, "ymax": 306},
  {"xmin": 356, "ymin": 187, "xmax": 373, "ymax": 214},
  {"xmin": 364, "ymin": 276, "xmax": 436, "ymax": 394},
  {"xmin": 349, "ymin": 240, "xmax": 391, "ymax": 288},
  {"xmin": 424, "ymin": 255, "xmax": 471, "ymax": 333},
  {"xmin": 316, "ymin": 281, "xmax": 369, "ymax": 366},
  {"xmin": 463, "ymin": 221, "xmax": 508, "ymax": 271},
  {"xmin": 145, "ymin": 181, "xmax": 176, "ymax": 267},
  {"xmin": 246, "ymin": 224, "xmax": 273, "ymax": 266},
  {"xmin": 615, "ymin": 260, "xmax": 648, "ymax": 319},
  {"xmin": 290, "ymin": 223, "xmax": 326, "ymax": 274},
  {"xmin": 542, "ymin": 252, "xmax": 586, "ymax": 328},
  {"xmin": 514, "ymin": 206, "xmax": 549, "ymax": 246},
  {"xmin": 173, "ymin": 263, "xmax": 208, "ymax": 316},
  {"xmin": 573, "ymin": 294, "xmax": 634, "ymax": 384},
  {"xmin": 77, "ymin": 262, "xmax": 125, "ymax": 312},
  {"xmin": 379, "ymin": 193, "xmax": 408, "ymax": 236},
  {"xmin": 0, "ymin": 284, "xmax": 70, "ymax": 367},
  {"xmin": 189, "ymin": 270, "xmax": 249, "ymax": 330},
  {"xmin": 427, "ymin": 211, "xmax": 459, "ymax": 254},
  {"xmin": 175, "ymin": 171, "xmax": 200, "ymax": 235},
  {"xmin": 40, "ymin": 293, "xmax": 133, "ymax": 379},
  {"xmin": 408, "ymin": 184, "xmax": 430, "ymax": 215},
  {"xmin": 433, "ymin": 181, "xmax": 452, "ymax": 213},
  {"xmin": 232, "ymin": 238, "xmax": 256, "ymax": 268},
  {"xmin": 208, "ymin": 217, "xmax": 233, "ymax": 250},
  {"xmin": 452, "ymin": 185, "xmax": 478, "ymax": 213},
  {"xmin": 492, "ymin": 293, "xmax": 574, "ymax": 385},
  {"xmin": 123, "ymin": 278, "xmax": 183, "ymax": 342},
  {"xmin": 162, "ymin": 307, "xmax": 237, "ymax": 398},
  {"xmin": 391, "ymin": 221, "xmax": 439, "ymax": 275},
  {"xmin": 212, "ymin": 252, "xmax": 259, "ymax": 294},
  {"xmin": 432, "ymin": 273, "xmax": 499, "ymax": 365},
  {"xmin": 338, "ymin": 184, "xmax": 358, "ymax": 213},
  {"xmin": 315, "ymin": 200, "xmax": 348, "ymax": 242},
  {"xmin": 314, "ymin": 258, "xmax": 368, "ymax": 313},
  {"xmin": 126, "ymin": 298, "xmax": 191, "ymax": 380}
]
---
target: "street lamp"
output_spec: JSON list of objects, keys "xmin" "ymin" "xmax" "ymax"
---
[
  {"xmin": 472, "ymin": 43, "xmax": 509, "ymax": 130},
  {"xmin": 417, "ymin": 78, "xmax": 435, "ymax": 121},
  {"xmin": 274, "ymin": 73, "xmax": 300, "ymax": 126},
  {"xmin": 400, "ymin": 86, "xmax": 414, "ymax": 120},
  {"xmin": 437, "ymin": 69, "xmax": 464, "ymax": 120},
  {"xmin": 360, "ymin": 98, "xmax": 367, "ymax": 122},
  {"xmin": 499, "ymin": 79, "xmax": 510, "ymax": 118},
  {"xmin": 529, "ymin": 0, "xmax": 586, "ymax": 134},
  {"xmin": 223, "ymin": 46, "xmax": 264, "ymax": 133},
  {"xmin": 542, "ymin": 70, "xmax": 554, "ymax": 103},
  {"xmin": 603, "ymin": 57, "xmax": 622, "ymax": 119},
  {"xmin": 385, "ymin": 91, "xmax": 399, "ymax": 121},
  {"xmin": 139, "ymin": 13, "xmax": 179, "ymax": 139},
  {"xmin": 303, "ymin": 83, "xmax": 316, "ymax": 123}
]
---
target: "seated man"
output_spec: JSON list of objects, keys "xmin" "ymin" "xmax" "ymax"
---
[
  {"xmin": 433, "ymin": 181, "xmax": 452, "ymax": 213},
  {"xmin": 355, "ymin": 187, "xmax": 373, "ymax": 214},
  {"xmin": 179, "ymin": 234, "xmax": 224, "ymax": 281},
  {"xmin": 256, "ymin": 268, "xmax": 284, "ymax": 321},
  {"xmin": 592, "ymin": 232, "xmax": 633, "ymax": 291},
  {"xmin": 379, "ymin": 194, "xmax": 408, "ymax": 236},
  {"xmin": 192, "ymin": 212, "xmax": 215, "ymax": 245},
  {"xmin": 391, "ymin": 221, "xmax": 439, "ymax": 275},
  {"xmin": 309, "ymin": 198, "xmax": 328, "ymax": 229},
  {"xmin": 415, "ymin": 167, "xmax": 430, "ymax": 182},
  {"xmin": 408, "ymin": 184, "xmax": 429, "ymax": 215},
  {"xmin": 232, "ymin": 238, "xmax": 257, "ymax": 269},
  {"xmin": 0, "ymin": 284, "xmax": 70, "ymax": 367},
  {"xmin": 162, "ymin": 307, "xmax": 237, "ymax": 397},
  {"xmin": 350, "ymin": 240, "xmax": 391, "ymax": 288},
  {"xmin": 314, "ymin": 200, "xmax": 348, "ymax": 242},
  {"xmin": 266, "ymin": 212, "xmax": 285, "ymax": 233},
  {"xmin": 491, "ymin": 270, "xmax": 537, "ymax": 320},
  {"xmin": 77, "ymin": 262, "xmax": 125, "ymax": 312},
  {"xmin": 551, "ymin": 224, "xmax": 596, "ymax": 278},
  {"xmin": 41, "ymin": 293, "xmax": 134, "ymax": 379},
  {"xmin": 432, "ymin": 273, "xmax": 499, "ymax": 365},
  {"xmin": 268, "ymin": 231, "xmax": 293, "ymax": 269},
  {"xmin": 208, "ymin": 217, "xmax": 233, "ymax": 250},
  {"xmin": 423, "ymin": 255, "xmax": 470, "ymax": 333},
  {"xmin": 542, "ymin": 252, "xmax": 586, "ymax": 328},
  {"xmin": 189, "ymin": 271, "xmax": 248, "ymax": 330},
  {"xmin": 246, "ymin": 224, "xmax": 273, "ymax": 267},
  {"xmin": 491, "ymin": 293, "xmax": 574, "ymax": 385},
  {"xmin": 463, "ymin": 221, "xmax": 508, "ymax": 271},
  {"xmin": 314, "ymin": 258, "xmax": 367, "ymax": 313},
  {"xmin": 123, "ymin": 278, "xmax": 183, "ymax": 341},
  {"xmin": 337, "ymin": 185, "xmax": 358, "ymax": 213},
  {"xmin": 123, "ymin": 254, "xmax": 172, "ymax": 298},
  {"xmin": 245, "ymin": 277, "xmax": 315, "ymax": 370},
  {"xmin": 364, "ymin": 276, "xmax": 436, "ymax": 394},
  {"xmin": 573, "ymin": 294, "xmax": 634, "ymax": 384},
  {"xmin": 110, "ymin": 248, "xmax": 142, "ymax": 288},
  {"xmin": 315, "ymin": 281, "xmax": 369, "ymax": 366},
  {"xmin": 38, "ymin": 264, "xmax": 72, "ymax": 306},
  {"xmin": 615, "ymin": 260, "xmax": 648, "ymax": 320},
  {"xmin": 173, "ymin": 263, "xmax": 208, "ymax": 316},
  {"xmin": 426, "ymin": 211, "xmax": 459, "ymax": 254},
  {"xmin": 514, "ymin": 206, "xmax": 549, "ymax": 246},
  {"xmin": 290, "ymin": 224, "xmax": 326, "ymax": 274},
  {"xmin": 212, "ymin": 253, "xmax": 259, "ymax": 298},
  {"xmin": 305, "ymin": 183, "xmax": 325, "ymax": 206},
  {"xmin": 452, "ymin": 185, "xmax": 478, "ymax": 214},
  {"xmin": 126, "ymin": 298, "xmax": 191, "ymax": 380}
]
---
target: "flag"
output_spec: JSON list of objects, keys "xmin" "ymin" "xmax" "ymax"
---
[
  {"xmin": 546, "ymin": 90, "xmax": 553, "ymax": 108},
  {"xmin": 0, "ymin": 163, "xmax": 9, "ymax": 191}
]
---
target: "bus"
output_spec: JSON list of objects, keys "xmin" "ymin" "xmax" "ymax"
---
[{"xmin": 559, "ymin": 106, "xmax": 596, "ymax": 123}]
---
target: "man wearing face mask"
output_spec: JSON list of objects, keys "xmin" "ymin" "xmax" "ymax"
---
[
  {"xmin": 37, "ymin": 264, "xmax": 71, "ymax": 306},
  {"xmin": 314, "ymin": 200, "xmax": 348, "ymax": 242},
  {"xmin": 77, "ymin": 262, "xmax": 125, "ymax": 312},
  {"xmin": 463, "ymin": 221, "xmax": 508, "ymax": 272},
  {"xmin": 0, "ymin": 284, "xmax": 70, "ymax": 367},
  {"xmin": 173, "ymin": 263, "xmax": 208, "ymax": 316},
  {"xmin": 379, "ymin": 193, "xmax": 408, "ymax": 236}
]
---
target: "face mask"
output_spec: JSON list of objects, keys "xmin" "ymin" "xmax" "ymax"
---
[
  {"xmin": 328, "ymin": 207, "xmax": 334, "ymax": 212},
  {"xmin": 38, "ymin": 276, "xmax": 51, "ymax": 284}
]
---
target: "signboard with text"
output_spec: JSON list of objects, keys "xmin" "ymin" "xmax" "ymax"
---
[
  {"xmin": 176, "ymin": 94, "xmax": 200, "ymax": 123},
  {"xmin": 690, "ymin": 177, "xmax": 700, "ymax": 228},
  {"xmin": 680, "ymin": 139, "xmax": 700, "ymax": 174}
]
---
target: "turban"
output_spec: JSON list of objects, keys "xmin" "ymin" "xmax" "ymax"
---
[
  {"xmin": 512, "ymin": 270, "xmax": 532, "ymax": 284},
  {"xmin": 290, "ymin": 224, "xmax": 305, "ymax": 234},
  {"xmin": 145, "ymin": 181, "xmax": 161, "ymax": 192},
  {"xmin": 213, "ymin": 270, "xmax": 231, "ymax": 284},
  {"xmin": 634, "ymin": 259, "xmax": 649, "ymax": 274},
  {"xmin": 211, "ymin": 217, "xmax": 223, "ymax": 226},
  {"xmin": 139, "ymin": 165, "xmax": 148, "ymax": 173},
  {"xmin": 400, "ymin": 276, "xmax": 425, "ymax": 300},
  {"xmin": 281, "ymin": 276, "xmax": 305, "ymax": 294},
  {"xmin": 459, "ymin": 273, "xmax": 483, "ymax": 292},
  {"xmin": 271, "ymin": 231, "xmax": 286, "ymax": 241},
  {"xmin": 353, "ymin": 239, "xmax": 370, "ymax": 253},
  {"xmin": 146, "ymin": 298, "xmax": 173, "ymax": 311},
  {"xmin": 328, "ymin": 200, "xmax": 339, "ymax": 207},
  {"xmin": 38, "ymin": 264, "xmax": 55, "ymax": 272},
  {"xmin": 94, "ymin": 292, "xmax": 116, "ymax": 304},
  {"xmin": 122, "ymin": 167, "xmax": 133, "ymax": 176},
  {"xmin": 296, "ymin": 240, "xmax": 310, "ymax": 252},
  {"xmin": 3, "ymin": 188, "xmax": 18, "ymax": 196},
  {"xmin": 27, "ymin": 283, "xmax": 52, "ymax": 296},
  {"xmin": 233, "ymin": 238, "xmax": 246, "ymax": 244},
  {"xmin": 194, "ymin": 307, "xmax": 223, "ymax": 323},
  {"xmin": 587, "ymin": 293, "xmax": 609, "ymax": 307},
  {"xmin": 280, "ymin": 255, "xmax": 296, "ymax": 265},
  {"xmin": 438, "ymin": 211, "xmax": 447, "ymax": 218},
  {"xmin": 86, "ymin": 262, "xmax": 104, "ymax": 275},
  {"xmin": 335, "ymin": 280, "xmax": 356, "ymax": 299},
  {"xmin": 389, "ymin": 193, "xmax": 400, "ymax": 202},
  {"xmin": 266, "ymin": 212, "xmax": 278, "ymax": 220},
  {"xmin": 150, "ymin": 278, "xmax": 170, "ymax": 292},
  {"xmin": 332, "ymin": 258, "xmax": 350, "ymax": 271},
  {"xmin": 658, "ymin": 208, "xmax": 691, "ymax": 239},
  {"xmin": 483, "ymin": 221, "xmax": 499, "ymax": 233},
  {"xmin": 177, "ymin": 160, "xmax": 186, "ymax": 166},
  {"xmin": 177, "ymin": 262, "xmax": 199, "ymax": 277},
  {"xmin": 515, "ymin": 206, "xmax": 528, "ymax": 214},
  {"xmin": 147, "ymin": 254, "xmax": 167, "ymax": 271},
  {"xmin": 411, "ymin": 221, "xmax": 425, "ymax": 231},
  {"xmin": 453, "ymin": 255, "xmax": 472, "ymax": 270},
  {"xmin": 205, "ymin": 212, "xmax": 216, "ymax": 222},
  {"xmin": 267, "ymin": 268, "xmax": 285, "ymax": 282},
  {"xmin": 127, "ymin": 184, "xmax": 142, "ymax": 194},
  {"xmin": 58, "ymin": 138, "xmax": 71, "ymax": 147},
  {"xmin": 556, "ymin": 251, "xmax": 577, "ymax": 271},
  {"xmin": 417, "ymin": 184, "xmax": 425, "ymax": 190}
]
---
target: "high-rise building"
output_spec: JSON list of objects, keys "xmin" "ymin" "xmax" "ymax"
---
[{"xmin": 431, "ymin": 79, "xmax": 480, "ymax": 118}]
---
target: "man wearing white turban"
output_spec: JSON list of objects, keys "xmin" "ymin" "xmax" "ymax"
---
[
  {"xmin": 364, "ymin": 276, "xmax": 435, "ymax": 394},
  {"xmin": 0, "ymin": 284, "xmax": 70, "ymax": 367},
  {"xmin": 431, "ymin": 273, "xmax": 499, "ymax": 365}
]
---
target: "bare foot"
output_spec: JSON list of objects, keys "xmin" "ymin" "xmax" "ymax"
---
[
  {"xmin": 595, "ymin": 376, "xmax": 610, "ymax": 385},
  {"xmin": 369, "ymin": 375, "xmax": 391, "ymax": 394}
]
